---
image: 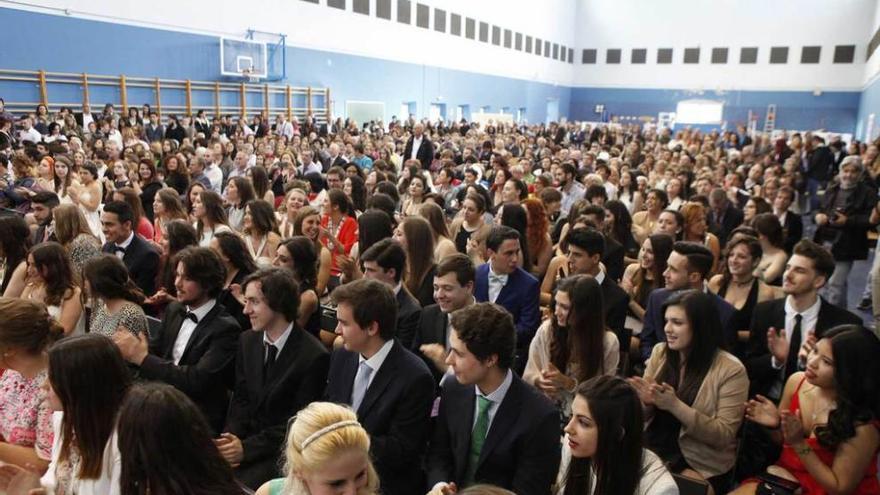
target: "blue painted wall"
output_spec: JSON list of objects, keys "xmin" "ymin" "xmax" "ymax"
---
[
  {"xmin": 0, "ymin": 7, "xmax": 569, "ymax": 125},
  {"xmin": 857, "ymin": 76, "xmax": 880, "ymax": 140},
  {"xmin": 570, "ymin": 87, "xmax": 861, "ymax": 133}
]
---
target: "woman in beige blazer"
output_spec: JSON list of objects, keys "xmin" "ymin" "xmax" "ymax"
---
[{"xmin": 629, "ymin": 289, "xmax": 748, "ymax": 495}]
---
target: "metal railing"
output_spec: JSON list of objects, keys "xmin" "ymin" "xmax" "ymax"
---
[{"xmin": 0, "ymin": 69, "xmax": 331, "ymax": 124}]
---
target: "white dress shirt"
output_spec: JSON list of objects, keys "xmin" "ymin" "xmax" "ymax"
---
[
  {"xmin": 264, "ymin": 322, "xmax": 294, "ymax": 360},
  {"xmin": 114, "ymin": 231, "xmax": 135, "ymax": 259},
  {"xmin": 410, "ymin": 136, "xmax": 423, "ymax": 161},
  {"xmin": 172, "ymin": 299, "xmax": 217, "ymax": 365},
  {"xmin": 487, "ymin": 266, "xmax": 509, "ymax": 303},
  {"xmin": 472, "ymin": 369, "xmax": 513, "ymax": 430},
  {"xmin": 205, "ymin": 164, "xmax": 224, "ymax": 194}
]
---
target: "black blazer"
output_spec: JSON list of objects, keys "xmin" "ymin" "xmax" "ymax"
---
[
  {"xmin": 102, "ymin": 234, "xmax": 160, "ymax": 297},
  {"xmin": 74, "ymin": 112, "xmax": 99, "ymax": 128},
  {"xmin": 403, "ymin": 136, "xmax": 435, "ymax": 169},
  {"xmin": 710, "ymin": 202, "xmax": 745, "ymax": 247},
  {"xmin": 745, "ymin": 297, "xmax": 861, "ymax": 397},
  {"xmin": 602, "ymin": 236, "xmax": 625, "ymax": 282},
  {"xmin": 781, "ymin": 210, "xmax": 803, "ymax": 255},
  {"xmin": 396, "ymin": 287, "xmax": 422, "ymax": 349},
  {"xmin": 324, "ymin": 340, "xmax": 435, "ymax": 495},
  {"xmin": 814, "ymin": 181, "xmax": 877, "ymax": 261},
  {"xmin": 226, "ymin": 327, "xmax": 329, "ymax": 473},
  {"xmin": 426, "ymin": 373, "xmax": 561, "ymax": 495},
  {"xmin": 412, "ymin": 303, "xmax": 448, "ymax": 383},
  {"xmin": 601, "ymin": 275, "xmax": 630, "ymax": 354},
  {"xmin": 140, "ymin": 301, "xmax": 242, "ymax": 433}
]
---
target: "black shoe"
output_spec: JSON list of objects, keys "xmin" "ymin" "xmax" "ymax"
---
[{"xmin": 858, "ymin": 297, "xmax": 872, "ymax": 311}]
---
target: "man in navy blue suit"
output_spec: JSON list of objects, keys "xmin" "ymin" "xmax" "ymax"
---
[
  {"xmin": 474, "ymin": 226, "xmax": 540, "ymax": 374},
  {"xmin": 639, "ymin": 241, "xmax": 735, "ymax": 363}
]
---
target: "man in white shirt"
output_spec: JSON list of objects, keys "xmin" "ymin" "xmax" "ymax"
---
[
  {"xmin": 112, "ymin": 247, "xmax": 241, "ymax": 433},
  {"xmin": 300, "ymin": 150, "xmax": 322, "ymax": 176},
  {"xmin": 17, "ymin": 117, "xmax": 42, "ymax": 144},
  {"xmin": 275, "ymin": 114, "xmax": 294, "ymax": 139},
  {"xmin": 205, "ymin": 149, "xmax": 225, "ymax": 194},
  {"xmin": 554, "ymin": 162, "xmax": 585, "ymax": 218}
]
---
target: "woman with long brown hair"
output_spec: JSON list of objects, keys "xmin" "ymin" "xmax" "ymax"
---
[
  {"xmin": 21, "ymin": 242, "xmax": 83, "ymax": 335},
  {"xmin": 418, "ymin": 201, "xmax": 457, "ymax": 262},
  {"xmin": 152, "ymin": 187, "xmax": 188, "ymax": 246},
  {"xmin": 523, "ymin": 197, "xmax": 553, "ymax": 278},
  {"xmin": 83, "ymin": 255, "xmax": 148, "ymax": 337},
  {"xmin": 393, "ymin": 216, "xmax": 436, "ymax": 307},
  {"xmin": 0, "ymin": 214, "xmax": 32, "ymax": 297},
  {"xmin": 294, "ymin": 206, "xmax": 332, "ymax": 295},
  {"xmin": 194, "ymin": 190, "xmax": 232, "ymax": 247},
  {"xmin": 53, "ymin": 203, "xmax": 102, "ymax": 275}
]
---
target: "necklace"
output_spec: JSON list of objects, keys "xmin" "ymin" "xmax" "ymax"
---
[{"xmin": 731, "ymin": 276, "xmax": 755, "ymax": 287}]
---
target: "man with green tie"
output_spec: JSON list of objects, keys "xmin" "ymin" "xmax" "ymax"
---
[{"xmin": 426, "ymin": 302, "xmax": 561, "ymax": 495}]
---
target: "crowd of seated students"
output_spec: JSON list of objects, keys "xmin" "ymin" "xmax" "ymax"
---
[{"xmin": 1, "ymin": 96, "xmax": 880, "ymax": 494}]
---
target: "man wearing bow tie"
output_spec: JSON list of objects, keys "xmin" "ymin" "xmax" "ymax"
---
[
  {"xmin": 100, "ymin": 200, "xmax": 160, "ymax": 297},
  {"xmin": 474, "ymin": 226, "xmax": 540, "ymax": 374},
  {"xmin": 113, "ymin": 247, "xmax": 241, "ymax": 433}
]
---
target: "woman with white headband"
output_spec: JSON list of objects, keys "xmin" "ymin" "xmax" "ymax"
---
[{"xmin": 257, "ymin": 402, "xmax": 379, "ymax": 495}]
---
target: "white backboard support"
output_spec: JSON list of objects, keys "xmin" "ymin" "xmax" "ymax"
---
[{"xmin": 220, "ymin": 37, "xmax": 268, "ymax": 78}]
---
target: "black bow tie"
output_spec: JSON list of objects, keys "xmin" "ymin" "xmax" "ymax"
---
[
  {"xmin": 183, "ymin": 311, "xmax": 198, "ymax": 324},
  {"xmin": 113, "ymin": 245, "xmax": 126, "ymax": 253}
]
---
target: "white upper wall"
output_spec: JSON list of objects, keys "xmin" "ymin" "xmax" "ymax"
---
[
  {"xmin": 573, "ymin": 0, "xmax": 875, "ymax": 91},
  {"xmin": 6, "ymin": 0, "xmax": 578, "ymax": 86},
  {"xmin": 864, "ymin": 0, "xmax": 880, "ymax": 85}
]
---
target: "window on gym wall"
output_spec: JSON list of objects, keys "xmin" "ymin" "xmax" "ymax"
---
[{"xmin": 675, "ymin": 99, "xmax": 723, "ymax": 125}]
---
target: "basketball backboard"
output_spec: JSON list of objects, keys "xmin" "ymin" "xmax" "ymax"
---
[{"xmin": 220, "ymin": 37, "xmax": 268, "ymax": 79}]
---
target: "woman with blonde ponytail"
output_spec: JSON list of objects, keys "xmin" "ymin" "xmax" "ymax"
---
[
  {"xmin": 0, "ymin": 298, "xmax": 65, "ymax": 474},
  {"xmin": 257, "ymin": 402, "xmax": 379, "ymax": 495}
]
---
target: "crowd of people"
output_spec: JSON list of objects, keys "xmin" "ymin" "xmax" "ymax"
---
[{"xmin": 0, "ymin": 96, "xmax": 878, "ymax": 494}]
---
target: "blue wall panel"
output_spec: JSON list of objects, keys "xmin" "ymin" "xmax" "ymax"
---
[
  {"xmin": 570, "ymin": 87, "xmax": 861, "ymax": 133},
  {"xmin": 856, "ymin": 76, "xmax": 880, "ymax": 140}
]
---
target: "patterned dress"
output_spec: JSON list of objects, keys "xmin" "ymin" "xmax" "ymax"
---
[{"xmin": 0, "ymin": 369, "xmax": 53, "ymax": 461}]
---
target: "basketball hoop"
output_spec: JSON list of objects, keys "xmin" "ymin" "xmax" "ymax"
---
[{"xmin": 240, "ymin": 67, "xmax": 260, "ymax": 83}]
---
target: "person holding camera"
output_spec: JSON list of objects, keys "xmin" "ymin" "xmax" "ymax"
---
[{"xmin": 813, "ymin": 156, "xmax": 876, "ymax": 309}]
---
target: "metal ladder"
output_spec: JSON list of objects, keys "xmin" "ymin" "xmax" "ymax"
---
[{"xmin": 763, "ymin": 104, "xmax": 777, "ymax": 134}]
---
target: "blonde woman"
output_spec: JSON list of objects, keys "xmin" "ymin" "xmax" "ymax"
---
[{"xmin": 256, "ymin": 402, "xmax": 378, "ymax": 495}]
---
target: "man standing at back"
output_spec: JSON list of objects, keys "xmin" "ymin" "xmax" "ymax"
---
[
  {"xmin": 427, "ymin": 302, "xmax": 560, "ymax": 494},
  {"xmin": 404, "ymin": 123, "xmax": 434, "ymax": 169},
  {"xmin": 324, "ymin": 278, "xmax": 435, "ymax": 495}
]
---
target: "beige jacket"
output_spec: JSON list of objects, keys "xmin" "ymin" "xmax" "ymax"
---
[{"xmin": 644, "ymin": 344, "xmax": 748, "ymax": 478}]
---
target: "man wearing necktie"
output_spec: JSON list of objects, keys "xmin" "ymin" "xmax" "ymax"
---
[
  {"xmin": 222, "ymin": 267, "xmax": 329, "ymax": 489},
  {"xmin": 99, "ymin": 200, "xmax": 159, "ymax": 296},
  {"xmin": 474, "ymin": 226, "xmax": 540, "ymax": 374},
  {"xmin": 324, "ymin": 278, "xmax": 435, "ymax": 495},
  {"xmin": 426, "ymin": 303, "xmax": 560, "ymax": 495},
  {"xmin": 30, "ymin": 191, "xmax": 59, "ymax": 245},
  {"xmin": 113, "ymin": 247, "xmax": 240, "ymax": 434}
]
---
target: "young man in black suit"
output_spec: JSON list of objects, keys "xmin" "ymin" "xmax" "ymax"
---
[
  {"xmin": 113, "ymin": 247, "xmax": 241, "ymax": 433},
  {"xmin": 324, "ymin": 278, "xmax": 435, "ymax": 495},
  {"xmin": 773, "ymin": 186, "xmax": 803, "ymax": 255},
  {"xmin": 581, "ymin": 205, "xmax": 625, "ymax": 281},
  {"xmin": 219, "ymin": 268, "xmax": 329, "ymax": 489},
  {"xmin": 412, "ymin": 253, "xmax": 476, "ymax": 384},
  {"xmin": 30, "ymin": 191, "xmax": 59, "ymax": 244},
  {"xmin": 100, "ymin": 200, "xmax": 160, "ymax": 296},
  {"xmin": 746, "ymin": 240, "xmax": 862, "ymax": 399},
  {"xmin": 709, "ymin": 188, "xmax": 744, "ymax": 248},
  {"xmin": 427, "ymin": 302, "xmax": 560, "ymax": 495},
  {"xmin": 360, "ymin": 238, "xmax": 422, "ymax": 349},
  {"xmin": 565, "ymin": 227, "xmax": 630, "ymax": 371}
]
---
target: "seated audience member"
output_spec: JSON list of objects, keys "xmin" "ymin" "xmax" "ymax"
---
[
  {"xmin": 146, "ymin": 219, "xmax": 200, "ymax": 311},
  {"xmin": 680, "ymin": 202, "xmax": 722, "ymax": 274},
  {"xmin": 735, "ymin": 326, "xmax": 880, "ymax": 495},
  {"xmin": 273, "ymin": 236, "xmax": 322, "ymax": 339},
  {"xmin": 394, "ymin": 216, "xmax": 438, "ymax": 307},
  {"xmin": 112, "ymin": 247, "xmax": 241, "ymax": 433},
  {"xmin": 320, "ymin": 188, "xmax": 359, "ymax": 282},
  {"xmin": 294, "ymin": 206, "xmax": 333, "ymax": 296},
  {"xmin": 655, "ymin": 209, "xmax": 684, "ymax": 241},
  {"xmin": 221, "ymin": 268, "xmax": 330, "ymax": 489},
  {"xmin": 413, "ymin": 253, "xmax": 477, "ymax": 384},
  {"xmin": 360, "ymin": 238, "xmax": 422, "ymax": 349},
  {"xmin": 112, "ymin": 188, "xmax": 155, "ymax": 241},
  {"xmin": 524, "ymin": 275, "xmax": 618, "ymax": 421},
  {"xmin": 21, "ymin": 242, "xmax": 84, "ymax": 335},
  {"xmin": 243, "ymin": 199, "xmax": 281, "ymax": 266},
  {"xmin": 745, "ymin": 240, "xmax": 861, "ymax": 400},
  {"xmin": 621, "ymin": 233, "xmax": 674, "ymax": 324},
  {"xmin": 556, "ymin": 376, "xmax": 678, "ymax": 495},
  {"xmin": 708, "ymin": 235, "xmax": 779, "ymax": 353},
  {"xmin": 752, "ymin": 213, "xmax": 788, "ymax": 287},
  {"xmin": 0, "ymin": 298, "xmax": 63, "ymax": 473},
  {"xmin": 256, "ymin": 401, "xmax": 380, "ymax": 495},
  {"xmin": 0, "ymin": 334, "xmax": 131, "ymax": 494},
  {"xmin": 580, "ymin": 205, "xmax": 625, "ymax": 281},
  {"xmin": 708, "ymin": 188, "xmax": 744, "ymax": 248},
  {"xmin": 813, "ymin": 156, "xmax": 876, "ymax": 309},
  {"xmin": 84, "ymin": 254, "xmax": 148, "ymax": 337},
  {"xmin": 640, "ymin": 242, "xmax": 735, "ymax": 363},
  {"xmin": 0, "ymin": 215, "xmax": 33, "ymax": 297},
  {"xmin": 52, "ymin": 203, "xmax": 102, "ymax": 275},
  {"xmin": 450, "ymin": 193, "xmax": 492, "ymax": 257},
  {"xmin": 100, "ymin": 200, "xmax": 160, "ymax": 296},
  {"xmin": 630, "ymin": 290, "xmax": 748, "ymax": 494},
  {"xmin": 194, "ymin": 190, "xmax": 233, "ymax": 247},
  {"xmin": 117, "ymin": 383, "xmax": 247, "ymax": 495},
  {"xmin": 324, "ymin": 278, "xmax": 434, "ymax": 495},
  {"xmin": 427, "ymin": 302, "xmax": 561, "ymax": 495},
  {"xmin": 564, "ymin": 227, "xmax": 630, "ymax": 370},
  {"xmin": 30, "ymin": 191, "xmax": 60, "ymax": 244},
  {"xmin": 152, "ymin": 187, "xmax": 189, "ymax": 246},
  {"xmin": 475, "ymin": 226, "xmax": 540, "ymax": 373},
  {"xmin": 773, "ymin": 186, "xmax": 802, "ymax": 255},
  {"xmin": 210, "ymin": 230, "xmax": 258, "ymax": 330}
]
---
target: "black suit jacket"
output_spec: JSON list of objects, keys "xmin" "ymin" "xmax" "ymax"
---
[
  {"xmin": 711, "ymin": 203, "xmax": 745, "ymax": 247},
  {"xmin": 74, "ymin": 112, "xmax": 99, "ymax": 128},
  {"xmin": 325, "ymin": 340, "xmax": 435, "ymax": 495},
  {"xmin": 396, "ymin": 287, "xmax": 422, "ymax": 349},
  {"xmin": 412, "ymin": 303, "xmax": 448, "ymax": 383},
  {"xmin": 102, "ymin": 234, "xmax": 160, "ymax": 296},
  {"xmin": 602, "ymin": 236, "xmax": 625, "ymax": 282},
  {"xmin": 226, "ymin": 327, "xmax": 329, "ymax": 471},
  {"xmin": 140, "ymin": 301, "xmax": 242, "ymax": 432},
  {"xmin": 601, "ymin": 275, "xmax": 630, "ymax": 358},
  {"xmin": 781, "ymin": 210, "xmax": 803, "ymax": 255},
  {"xmin": 403, "ymin": 136, "xmax": 435, "ymax": 169},
  {"xmin": 426, "ymin": 373, "xmax": 561, "ymax": 495},
  {"xmin": 807, "ymin": 145, "xmax": 834, "ymax": 181},
  {"xmin": 745, "ymin": 297, "xmax": 861, "ymax": 397}
]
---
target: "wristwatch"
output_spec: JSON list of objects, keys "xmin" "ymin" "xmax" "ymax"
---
[{"xmin": 793, "ymin": 443, "xmax": 812, "ymax": 456}]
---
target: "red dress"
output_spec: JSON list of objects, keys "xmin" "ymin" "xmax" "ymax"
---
[
  {"xmin": 320, "ymin": 215, "xmax": 358, "ymax": 276},
  {"xmin": 776, "ymin": 377, "xmax": 880, "ymax": 494}
]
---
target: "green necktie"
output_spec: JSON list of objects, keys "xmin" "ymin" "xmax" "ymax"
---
[{"xmin": 464, "ymin": 395, "xmax": 493, "ymax": 486}]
